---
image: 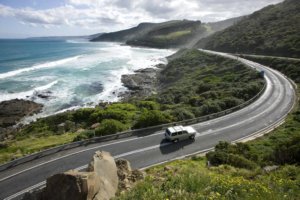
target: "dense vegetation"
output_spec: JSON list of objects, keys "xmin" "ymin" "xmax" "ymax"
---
[
  {"xmin": 197, "ymin": 0, "xmax": 300, "ymax": 58},
  {"xmin": 115, "ymin": 52, "xmax": 300, "ymax": 200},
  {"xmin": 0, "ymin": 50, "xmax": 264, "ymax": 163},
  {"xmin": 239, "ymin": 55, "xmax": 300, "ymax": 83},
  {"xmin": 91, "ymin": 18, "xmax": 242, "ymax": 48}
]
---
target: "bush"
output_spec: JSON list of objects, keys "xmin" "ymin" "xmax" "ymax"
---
[
  {"xmin": 206, "ymin": 151, "xmax": 258, "ymax": 170},
  {"xmin": 172, "ymin": 107, "xmax": 195, "ymax": 121},
  {"xmin": 72, "ymin": 108, "xmax": 95, "ymax": 123},
  {"xmin": 200, "ymin": 101, "xmax": 222, "ymax": 115},
  {"xmin": 95, "ymin": 119, "xmax": 128, "ymax": 136},
  {"xmin": 215, "ymin": 141, "xmax": 231, "ymax": 152},
  {"xmin": 134, "ymin": 110, "xmax": 172, "ymax": 128},
  {"xmin": 136, "ymin": 101, "xmax": 160, "ymax": 110},
  {"xmin": 73, "ymin": 130, "xmax": 95, "ymax": 141},
  {"xmin": 273, "ymin": 135, "xmax": 300, "ymax": 164}
]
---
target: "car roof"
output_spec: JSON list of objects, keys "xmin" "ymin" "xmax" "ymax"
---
[
  {"xmin": 167, "ymin": 126, "xmax": 185, "ymax": 133},
  {"xmin": 167, "ymin": 126, "xmax": 196, "ymax": 133},
  {"xmin": 184, "ymin": 126, "xmax": 196, "ymax": 133}
]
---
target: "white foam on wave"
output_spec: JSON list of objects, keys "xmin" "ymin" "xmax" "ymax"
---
[
  {"xmin": 66, "ymin": 39, "xmax": 89, "ymax": 44},
  {"xmin": 0, "ymin": 55, "xmax": 81, "ymax": 79},
  {"xmin": 95, "ymin": 47, "xmax": 174, "ymax": 102},
  {"xmin": 0, "ymin": 80, "xmax": 58, "ymax": 102}
]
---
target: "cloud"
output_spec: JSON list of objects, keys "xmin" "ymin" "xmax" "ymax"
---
[{"xmin": 0, "ymin": 0, "xmax": 284, "ymax": 33}]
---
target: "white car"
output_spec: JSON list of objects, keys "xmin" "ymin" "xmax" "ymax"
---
[{"xmin": 165, "ymin": 125, "xmax": 196, "ymax": 142}]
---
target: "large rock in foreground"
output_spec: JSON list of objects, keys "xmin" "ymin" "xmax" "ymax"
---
[
  {"xmin": 87, "ymin": 151, "xmax": 118, "ymax": 200},
  {"xmin": 42, "ymin": 171, "xmax": 100, "ymax": 200},
  {"xmin": 24, "ymin": 151, "xmax": 118, "ymax": 200},
  {"xmin": 23, "ymin": 151, "xmax": 144, "ymax": 200},
  {"xmin": 0, "ymin": 99, "xmax": 43, "ymax": 127}
]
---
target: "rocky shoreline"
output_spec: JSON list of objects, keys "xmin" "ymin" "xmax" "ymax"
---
[
  {"xmin": 0, "ymin": 99, "xmax": 43, "ymax": 140},
  {"xmin": 0, "ymin": 63, "xmax": 165, "ymax": 139},
  {"xmin": 119, "ymin": 64, "xmax": 165, "ymax": 101}
]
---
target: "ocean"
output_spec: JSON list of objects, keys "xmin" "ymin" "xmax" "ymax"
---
[{"xmin": 0, "ymin": 38, "xmax": 174, "ymax": 122}]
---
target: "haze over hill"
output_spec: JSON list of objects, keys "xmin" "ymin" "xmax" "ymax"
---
[
  {"xmin": 91, "ymin": 0, "xmax": 300, "ymax": 58},
  {"xmin": 196, "ymin": 0, "xmax": 300, "ymax": 58},
  {"xmin": 90, "ymin": 17, "xmax": 243, "ymax": 48}
]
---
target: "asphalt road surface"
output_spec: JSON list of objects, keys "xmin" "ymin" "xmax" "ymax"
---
[{"xmin": 0, "ymin": 50, "xmax": 296, "ymax": 200}]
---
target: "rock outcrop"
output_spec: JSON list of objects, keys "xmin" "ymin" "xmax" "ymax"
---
[
  {"xmin": 120, "ymin": 68, "xmax": 158, "ymax": 100},
  {"xmin": 87, "ymin": 151, "xmax": 119, "ymax": 200},
  {"xmin": 115, "ymin": 159, "xmax": 145, "ymax": 193},
  {"xmin": 22, "ymin": 151, "xmax": 144, "ymax": 200},
  {"xmin": 43, "ymin": 171, "xmax": 93, "ymax": 200},
  {"xmin": 0, "ymin": 99, "xmax": 43, "ymax": 128}
]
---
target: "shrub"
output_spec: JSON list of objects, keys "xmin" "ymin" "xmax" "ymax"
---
[
  {"xmin": 107, "ymin": 103, "xmax": 137, "ymax": 111},
  {"xmin": 273, "ymin": 135, "xmax": 300, "ymax": 164},
  {"xmin": 136, "ymin": 101, "xmax": 160, "ymax": 110},
  {"xmin": 200, "ymin": 101, "xmax": 222, "ymax": 115},
  {"xmin": 95, "ymin": 119, "xmax": 128, "ymax": 136},
  {"xmin": 72, "ymin": 108, "xmax": 95, "ymax": 123},
  {"xmin": 215, "ymin": 141, "xmax": 231, "ymax": 152},
  {"xmin": 172, "ymin": 107, "xmax": 195, "ymax": 121},
  {"xmin": 134, "ymin": 110, "xmax": 172, "ymax": 128},
  {"xmin": 73, "ymin": 130, "xmax": 95, "ymax": 141},
  {"xmin": 91, "ymin": 109, "xmax": 132, "ymax": 123},
  {"xmin": 206, "ymin": 151, "xmax": 258, "ymax": 170}
]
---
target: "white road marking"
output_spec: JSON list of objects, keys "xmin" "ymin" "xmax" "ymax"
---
[{"xmin": 0, "ymin": 131, "xmax": 164, "ymax": 182}]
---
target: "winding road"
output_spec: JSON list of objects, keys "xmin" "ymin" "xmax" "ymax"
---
[{"xmin": 0, "ymin": 50, "xmax": 296, "ymax": 200}]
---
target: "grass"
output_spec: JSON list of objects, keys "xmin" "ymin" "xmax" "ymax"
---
[
  {"xmin": 154, "ymin": 30, "xmax": 192, "ymax": 40},
  {"xmin": 115, "ymin": 158, "xmax": 300, "ymax": 200},
  {"xmin": 0, "ymin": 132, "xmax": 79, "ymax": 163}
]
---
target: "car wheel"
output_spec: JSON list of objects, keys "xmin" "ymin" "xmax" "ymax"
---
[{"xmin": 190, "ymin": 135, "xmax": 195, "ymax": 140}]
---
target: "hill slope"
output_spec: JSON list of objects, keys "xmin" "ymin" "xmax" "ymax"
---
[
  {"xmin": 91, "ymin": 18, "xmax": 243, "ymax": 48},
  {"xmin": 196, "ymin": 0, "xmax": 300, "ymax": 58}
]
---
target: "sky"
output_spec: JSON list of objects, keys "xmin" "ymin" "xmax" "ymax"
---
[{"xmin": 0, "ymin": 0, "xmax": 284, "ymax": 38}]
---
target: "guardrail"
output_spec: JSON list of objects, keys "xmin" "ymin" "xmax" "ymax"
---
[{"xmin": 0, "ymin": 81, "xmax": 266, "ymax": 172}]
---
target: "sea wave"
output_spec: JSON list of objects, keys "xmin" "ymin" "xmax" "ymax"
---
[
  {"xmin": 66, "ymin": 39, "xmax": 89, "ymax": 44},
  {"xmin": 0, "ymin": 80, "xmax": 58, "ymax": 102},
  {"xmin": 0, "ymin": 55, "xmax": 81, "ymax": 79}
]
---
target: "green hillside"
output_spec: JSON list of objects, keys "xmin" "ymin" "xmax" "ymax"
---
[
  {"xmin": 91, "ymin": 18, "xmax": 243, "ymax": 48},
  {"xmin": 197, "ymin": 0, "xmax": 300, "ymax": 58},
  {"xmin": 126, "ymin": 20, "xmax": 204, "ymax": 48}
]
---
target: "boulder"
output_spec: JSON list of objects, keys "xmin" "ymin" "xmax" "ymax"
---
[
  {"xmin": 43, "ymin": 171, "xmax": 94, "ymax": 200},
  {"xmin": 263, "ymin": 165, "xmax": 279, "ymax": 173},
  {"xmin": 57, "ymin": 123, "xmax": 66, "ymax": 134},
  {"xmin": 22, "ymin": 152, "xmax": 144, "ymax": 200},
  {"xmin": 87, "ymin": 151, "xmax": 118, "ymax": 200},
  {"xmin": 115, "ymin": 159, "xmax": 144, "ymax": 192},
  {"xmin": 57, "ymin": 121, "xmax": 76, "ymax": 134},
  {"xmin": 91, "ymin": 123, "xmax": 100, "ymax": 129}
]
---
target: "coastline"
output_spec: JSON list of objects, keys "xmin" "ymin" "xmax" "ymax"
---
[
  {"xmin": 0, "ymin": 43, "xmax": 173, "ymax": 138},
  {"xmin": 119, "ymin": 63, "xmax": 166, "ymax": 101}
]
